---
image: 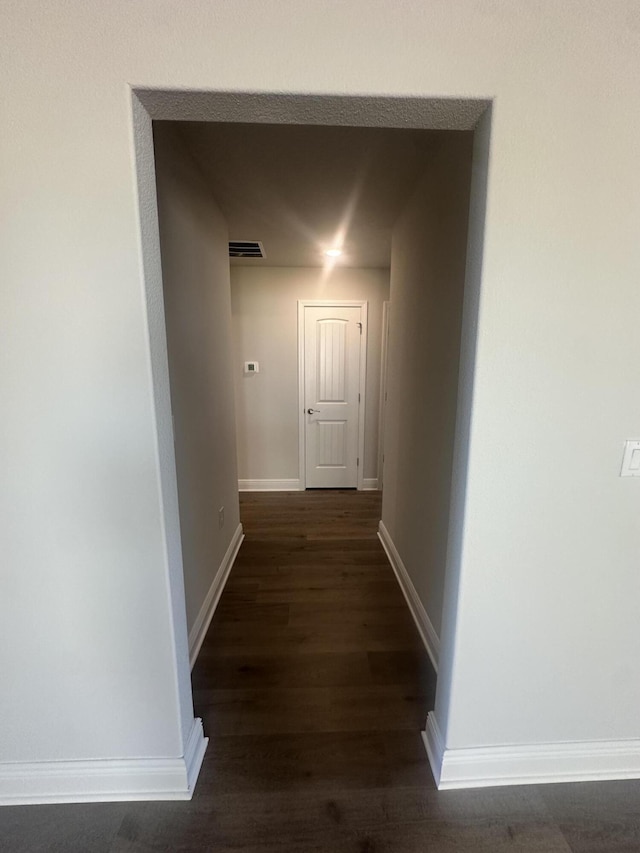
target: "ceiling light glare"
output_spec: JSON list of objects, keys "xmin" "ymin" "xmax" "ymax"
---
[{"xmin": 324, "ymin": 248, "xmax": 342, "ymax": 257}]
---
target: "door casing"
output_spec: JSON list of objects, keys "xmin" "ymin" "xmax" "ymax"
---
[
  {"xmin": 131, "ymin": 89, "xmax": 490, "ymax": 800},
  {"xmin": 377, "ymin": 300, "xmax": 391, "ymax": 491},
  {"xmin": 298, "ymin": 299, "xmax": 368, "ymax": 490}
]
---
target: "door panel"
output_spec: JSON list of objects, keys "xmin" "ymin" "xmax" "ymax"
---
[
  {"xmin": 316, "ymin": 420, "xmax": 347, "ymax": 467},
  {"xmin": 304, "ymin": 305, "xmax": 363, "ymax": 488},
  {"xmin": 318, "ymin": 320, "xmax": 347, "ymax": 401}
]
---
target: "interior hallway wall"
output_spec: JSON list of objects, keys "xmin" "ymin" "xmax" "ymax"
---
[
  {"xmin": 382, "ymin": 133, "xmax": 474, "ymax": 639},
  {"xmin": 154, "ymin": 125, "xmax": 240, "ymax": 633},
  {"xmin": 231, "ymin": 266, "xmax": 390, "ymax": 484},
  {"xmin": 3, "ymin": 0, "xmax": 640, "ymax": 794}
]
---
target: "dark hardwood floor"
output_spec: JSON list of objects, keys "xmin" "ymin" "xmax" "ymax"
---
[
  {"xmin": 191, "ymin": 489, "xmax": 436, "ymax": 810},
  {"xmin": 4, "ymin": 490, "xmax": 640, "ymax": 851}
]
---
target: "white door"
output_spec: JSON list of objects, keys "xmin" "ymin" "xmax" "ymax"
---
[{"xmin": 303, "ymin": 304, "xmax": 365, "ymax": 488}]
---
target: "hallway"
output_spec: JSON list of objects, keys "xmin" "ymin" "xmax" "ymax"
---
[{"xmin": 193, "ymin": 489, "xmax": 436, "ymax": 783}]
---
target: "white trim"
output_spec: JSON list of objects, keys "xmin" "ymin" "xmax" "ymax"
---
[
  {"xmin": 362, "ymin": 478, "xmax": 379, "ymax": 490},
  {"xmin": 0, "ymin": 718, "xmax": 208, "ymax": 806},
  {"xmin": 377, "ymin": 300, "xmax": 390, "ymax": 491},
  {"xmin": 298, "ymin": 302, "xmax": 306, "ymax": 491},
  {"xmin": 183, "ymin": 717, "xmax": 209, "ymax": 793},
  {"xmin": 297, "ymin": 300, "xmax": 368, "ymax": 491},
  {"xmin": 422, "ymin": 713, "xmax": 445, "ymax": 788},
  {"xmin": 356, "ymin": 302, "xmax": 368, "ymax": 491},
  {"xmin": 238, "ymin": 479, "xmax": 301, "ymax": 492},
  {"xmin": 423, "ymin": 712, "xmax": 640, "ymax": 790},
  {"xmin": 378, "ymin": 521, "xmax": 440, "ymax": 672},
  {"xmin": 188, "ymin": 523, "xmax": 244, "ymax": 668}
]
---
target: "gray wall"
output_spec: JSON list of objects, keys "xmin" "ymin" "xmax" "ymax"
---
[
  {"xmin": 231, "ymin": 266, "xmax": 389, "ymax": 483},
  {"xmin": 382, "ymin": 133, "xmax": 473, "ymax": 638},
  {"xmin": 4, "ymin": 0, "xmax": 640, "ymax": 790},
  {"xmin": 154, "ymin": 125, "xmax": 240, "ymax": 633}
]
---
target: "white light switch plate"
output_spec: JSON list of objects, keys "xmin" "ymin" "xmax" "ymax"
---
[
  {"xmin": 620, "ymin": 440, "xmax": 640, "ymax": 477},
  {"xmin": 244, "ymin": 361, "xmax": 259, "ymax": 375}
]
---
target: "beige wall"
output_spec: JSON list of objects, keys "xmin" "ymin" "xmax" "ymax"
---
[
  {"xmin": 382, "ymin": 134, "xmax": 474, "ymax": 638},
  {"xmin": 231, "ymin": 266, "xmax": 390, "ymax": 483},
  {"xmin": 154, "ymin": 125, "xmax": 240, "ymax": 633}
]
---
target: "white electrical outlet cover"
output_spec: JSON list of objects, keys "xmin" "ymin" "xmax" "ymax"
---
[
  {"xmin": 244, "ymin": 361, "xmax": 259, "ymax": 374},
  {"xmin": 620, "ymin": 440, "xmax": 640, "ymax": 477}
]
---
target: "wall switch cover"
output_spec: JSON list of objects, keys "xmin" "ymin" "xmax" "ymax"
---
[
  {"xmin": 244, "ymin": 361, "xmax": 259, "ymax": 375},
  {"xmin": 620, "ymin": 440, "xmax": 640, "ymax": 477}
]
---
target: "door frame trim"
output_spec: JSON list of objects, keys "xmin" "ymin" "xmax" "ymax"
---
[
  {"xmin": 377, "ymin": 300, "xmax": 391, "ymax": 491},
  {"xmin": 297, "ymin": 299, "xmax": 368, "ymax": 491},
  {"xmin": 128, "ymin": 89, "xmax": 491, "ymax": 801}
]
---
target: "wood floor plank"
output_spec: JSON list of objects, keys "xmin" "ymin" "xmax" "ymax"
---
[
  {"xmin": 108, "ymin": 786, "xmax": 571, "ymax": 853},
  {"xmin": 193, "ymin": 730, "xmax": 435, "ymax": 796},
  {"xmin": 195, "ymin": 684, "xmax": 430, "ymax": 736},
  {"xmin": 191, "ymin": 651, "xmax": 374, "ymax": 690},
  {"xmin": 0, "ymin": 802, "xmax": 128, "ymax": 853},
  {"xmin": 287, "ymin": 602, "xmax": 414, "ymax": 627},
  {"xmin": 367, "ymin": 650, "xmax": 438, "ymax": 688},
  {"xmin": 198, "ymin": 621, "xmax": 423, "ymax": 656},
  {"xmin": 250, "ymin": 579, "xmax": 404, "ymax": 606},
  {"xmin": 213, "ymin": 602, "xmax": 290, "ymax": 624},
  {"xmin": 535, "ymin": 779, "xmax": 640, "ymax": 852},
  {"xmin": 229, "ymin": 565, "xmax": 392, "ymax": 590}
]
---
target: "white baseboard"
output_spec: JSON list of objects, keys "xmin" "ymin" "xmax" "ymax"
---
[
  {"xmin": 238, "ymin": 479, "xmax": 301, "ymax": 491},
  {"xmin": 378, "ymin": 521, "xmax": 440, "ymax": 672},
  {"xmin": 423, "ymin": 712, "xmax": 640, "ymax": 790},
  {"xmin": 422, "ymin": 713, "xmax": 446, "ymax": 788},
  {"xmin": 238, "ymin": 478, "xmax": 377, "ymax": 491},
  {"xmin": 0, "ymin": 718, "xmax": 208, "ymax": 806},
  {"xmin": 188, "ymin": 523, "xmax": 244, "ymax": 668}
]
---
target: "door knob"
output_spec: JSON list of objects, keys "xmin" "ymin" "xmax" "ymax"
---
[{"xmin": 307, "ymin": 408, "xmax": 320, "ymax": 414}]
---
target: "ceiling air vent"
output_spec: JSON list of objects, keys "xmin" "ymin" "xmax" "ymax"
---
[{"xmin": 229, "ymin": 240, "xmax": 265, "ymax": 259}]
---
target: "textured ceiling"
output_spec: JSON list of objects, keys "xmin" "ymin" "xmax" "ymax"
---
[{"xmin": 169, "ymin": 121, "xmax": 467, "ymax": 268}]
